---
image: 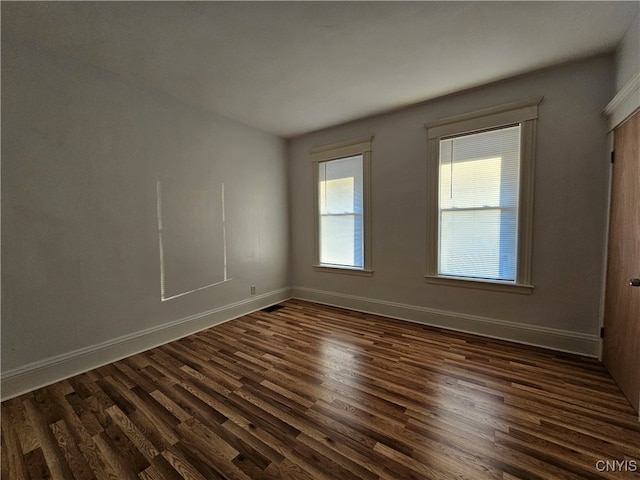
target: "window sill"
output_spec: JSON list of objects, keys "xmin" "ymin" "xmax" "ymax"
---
[
  {"xmin": 424, "ymin": 275, "xmax": 533, "ymax": 295},
  {"xmin": 313, "ymin": 265, "xmax": 374, "ymax": 277}
]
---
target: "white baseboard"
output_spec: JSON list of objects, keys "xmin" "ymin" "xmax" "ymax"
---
[
  {"xmin": 2, "ymin": 286, "xmax": 601, "ymax": 401},
  {"xmin": 292, "ymin": 287, "xmax": 601, "ymax": 358},
  {"xmin": 1, "ymin": 288, "xmax": 292, "ymax": 401}
]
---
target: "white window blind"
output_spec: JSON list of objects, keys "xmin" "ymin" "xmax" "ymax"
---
[
  {"xmin": 318, "ymin": 155, "xmax": 364, "ymax": 268},
  {"xmin": 438, "ymin": 125, "xmax": 521, "ymax": 281}
]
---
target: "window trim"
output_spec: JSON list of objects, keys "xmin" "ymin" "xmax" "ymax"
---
[
  {"xmin": 311, "ymin": 136, "xmax": 373, "ymax": 276},
  {"xmin": 425, "ymin": 97, "xmax": 542, "ymax": 294}
]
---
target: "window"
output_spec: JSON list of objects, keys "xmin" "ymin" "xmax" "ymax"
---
[
  {"xmin": 311, "ymin": 137, "xmax": 372, "ymax": 275},
  {"xmin": 425, "ymin": 98, "xmax": 541, "ymax": 293},
  {"xmin": 439, "ymin": 126, "xmax": 520, "ymax": 281},
  {"xmin": 318, "ymin": 155, "xmax": 363, "ymax": 267}
]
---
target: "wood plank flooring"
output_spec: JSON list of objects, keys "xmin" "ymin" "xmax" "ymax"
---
[{"xmin": 2, "ymin": 299, "xmax": 640, "ymax": 479}]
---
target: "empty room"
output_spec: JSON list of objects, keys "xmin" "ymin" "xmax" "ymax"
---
[{"xmin": 2, "ymin": 1, "xmax": 640, "ymax": 479}]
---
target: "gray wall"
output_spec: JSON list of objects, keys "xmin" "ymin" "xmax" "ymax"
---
[
  {"xmin": 615, "ymin": 12, "xmax": 640, "ymax": 92},
  {"xmin": 289, "ymin": 56, "xmax": 613, "ymax": 353},
  {"xmin": 0, "ymin": 39, "xmax": 619, "ymax": 396},
  {"xmin": 2, "ymin": 41, "xmax": 289, "ymax": 384}
]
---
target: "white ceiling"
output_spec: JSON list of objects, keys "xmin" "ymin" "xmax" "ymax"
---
[{"xmin": 2, "ymin": 1, "xmax": 638, "ymax": 138}]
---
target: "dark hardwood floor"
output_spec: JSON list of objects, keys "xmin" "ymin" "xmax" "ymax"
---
[{"xmin": 2, "ymin": 299, "xmax": 640, "ymax": 479}]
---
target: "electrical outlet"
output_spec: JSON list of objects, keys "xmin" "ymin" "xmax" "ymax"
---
[{"xmin": 251, "ymin": 285, "xmax": 256, "ymax": 295}]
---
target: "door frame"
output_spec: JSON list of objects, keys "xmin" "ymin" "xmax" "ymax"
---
[
  {"xmin": 600, "ymin": 73, "xmax": 639, "ymax": 362},
  {"xmin": 601, "ymin": 74, "xmax": 640, "ymax": 418}
]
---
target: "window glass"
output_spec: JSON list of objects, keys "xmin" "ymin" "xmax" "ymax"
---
[
  {"xmin": 318, "ymin": 155, "xmax": 363, "ymax": 267},
  {"xmin": 438, "ymin": 126, "xmax": 520, "ymax": 281}
]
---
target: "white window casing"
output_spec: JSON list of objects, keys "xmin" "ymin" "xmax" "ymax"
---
[
  {"xmin": 425, "ymin": 97, "xmax": 542, "ymax": 294},
  {"xmin": 311, "ymin": 136, "xmax": 373, "ymax": 276}
]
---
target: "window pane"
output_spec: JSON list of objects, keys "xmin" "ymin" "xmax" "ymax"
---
[
  {"xmin": 320, "ymin": 215, "xmax": 363, "ymax": 267},
  {"xmin": 440, "ymin": 208, "xmax": 517, "ymax": 280},
  {"xmin": 320, "ymin": 177, "xmax": 354, "ymax": 214},
  {"xmin": 440, "ymin": 154, "xmax": 503, "ymax": 209},
  {"xmin": 318, "ymin": 155, "xmax": 363, "ymax": 267},
  {"xmin": 438, "ymin": 125, "xmax": 520, "ymax": 281}
]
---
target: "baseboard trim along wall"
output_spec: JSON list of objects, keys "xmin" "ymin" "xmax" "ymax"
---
[
  {"xmin": 2, "ymin": 286, "xmax": 602, "ymax": 400},
  {"xmin": 292, "ymin": 287, "xmax": 601, "ymax": 358},
  {"xmin": 0, "ymin": 287, "xmax": 292, "ymax": 401}
]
